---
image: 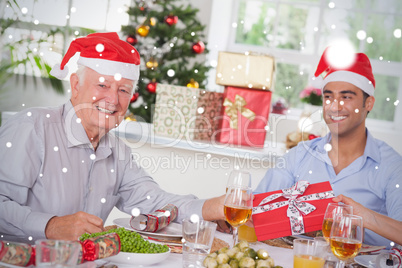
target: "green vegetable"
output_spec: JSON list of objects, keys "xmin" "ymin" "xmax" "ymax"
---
[
  {"xmin": 256, "ymin": 249, "xmax": 269, "ymax": 260},
  {"xmin": 203, "ymin": 240, "xmax": 276, "ymax": 268},
  {"xmin": 239, "ymin": 256, "xmax": 256, "ymax": 268},
  {"xmin": 79, "ymin": 227, "xmax": 169, "ymax": 254}
]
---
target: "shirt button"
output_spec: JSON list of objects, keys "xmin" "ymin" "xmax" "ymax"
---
[{"xmin": 89, "ymin": 187, "xmax": 93, "ymax": 191}]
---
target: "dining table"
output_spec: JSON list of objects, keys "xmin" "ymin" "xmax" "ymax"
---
[{"xmin": 93, "ymin": 230, "xmax": 294, "ymax": 268}]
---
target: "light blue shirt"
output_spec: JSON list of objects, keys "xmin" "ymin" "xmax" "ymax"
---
[
  {"xmin": 255, "ymin": 131, "xmax": 402, "ymax": 247},
  {"xmin": 0, "ymin": 101, "xmax": 205, "ymax": 243}
]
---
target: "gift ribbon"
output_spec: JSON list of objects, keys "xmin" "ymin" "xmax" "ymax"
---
[
  {"xmin": 81, "ymin": 233, "xmax": 120, "ymax": 261},
  {"xmin": 253, "ymin": 180, "xmax": 335, "ymax": 235},
  {"xmin": 223, "ymin": 94, "xmax": 256, "ymax": 129}
]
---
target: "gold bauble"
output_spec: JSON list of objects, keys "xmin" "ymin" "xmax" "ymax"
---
[
  {"xmin": 146, "ymin": 58, "xmax": 158, "ymax": 69},
  {"xmin": 187, "ymin": 79, "xmax": 199, "ymax": 88},
  {"xmin": 137, "ymin": 25, "xmax": 150, "ymax": 37}
]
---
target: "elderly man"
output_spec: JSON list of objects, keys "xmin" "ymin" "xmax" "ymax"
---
[
  {"xmin": 0, "ymin": 32, "xmax": 225, "ymax": 243},
  {"xmin": 255, "ymin": 47, "xmax": 402, "ymax": 247}
]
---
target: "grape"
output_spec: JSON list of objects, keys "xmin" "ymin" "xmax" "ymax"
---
[{"xmin": 79, "ymin": 227, "xmax": 169, "ymax": 254}]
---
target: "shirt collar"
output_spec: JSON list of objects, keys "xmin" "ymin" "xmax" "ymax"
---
[
  {"xmin": 63, "ymin": 100, "xmax": 91, "ymax": 148},
  {"xmin": 62, "ymin": 101, "xmax": 112, "ymax": 155},
  {"xmin": 363, "ymin": 130, "xmax": 381, "ymax": 164},
  {"xmin": 312, "ymin": 129, "xmax": 380, "ymax": 164}
]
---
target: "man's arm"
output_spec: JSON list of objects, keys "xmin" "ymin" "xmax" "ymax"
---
[
  {"xmin": 333, "ymin": 195, "xmax": 402, "ymax": 245},
  {"xmin": 0, "ymin": 116, "xmax": 51, "ymax": 240}
]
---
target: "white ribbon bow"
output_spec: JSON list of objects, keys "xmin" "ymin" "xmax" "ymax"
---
[{"xmin": 253, "ymin": 180, "xmax": 334, "ymax": 235}]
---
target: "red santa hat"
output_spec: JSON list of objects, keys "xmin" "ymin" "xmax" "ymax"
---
[
  {"xmin": 314, "ymin": 47, "xmax": 375, "ymax": 96},
  {"xmin": 50, "ymin": 32, "xmax": 140, "ymax": 81}
]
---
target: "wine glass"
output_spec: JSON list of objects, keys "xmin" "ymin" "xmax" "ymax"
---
[
  {"xmin": 226, "ymin": 170, "xmax": 251, "ymax": 192},
  {"xmin": 224, "ymin": 185, "xmax": 253, "ymax": 247},
  {"xmin": 226, "ymin": 170, "xmax": 256, "ymax": 243},
  {"xmin": 322, "ymin": 203, "xmax": 353, "ymax": 242},
  {"xmin": 329, "ymin": 214, "xmax": 363, "ymax": 268}
]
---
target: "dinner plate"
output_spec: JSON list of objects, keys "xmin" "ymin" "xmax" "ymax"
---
[
  {"xmin": 354, "ymin": 255, "xmax": 376, "ymax": 267},
  {"xmin": 113, "ymin": 218, "xmax": 182, "ymax": 238},
  {"xmin": 103, "ymin": 248, "xmax": 171, "ymax": 266}
]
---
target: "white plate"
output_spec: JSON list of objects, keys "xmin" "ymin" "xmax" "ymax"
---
[
  {"xmin": 354, "ymin": 255, "xmax": 376, "ymax": 267},
  {"xmin": 103, "ymin": 248, "xmax": 170, "ymax": 266},
  {"xmin": 113, "ymin": 218, "xmax": 182, "ymax": 238}
]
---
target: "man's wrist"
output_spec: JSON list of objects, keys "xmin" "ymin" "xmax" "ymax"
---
[{"xmin": 45, "ymin": 216, "xmax": 57, "ymax": 238}]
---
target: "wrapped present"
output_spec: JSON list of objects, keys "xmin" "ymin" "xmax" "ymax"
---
[
  {"xmin": 252, "ymin": 181, "xmax": 335, "ymax": 241},
  {"xmin": 153, "ymin": 84, "xmax": 223, "ymax": 141},
  {"xmin": 130, "ymin": 204, "xmax": 178, "ymax": 233},
  {"xmin": 0, "ymin": 240, "xmax": 35, "ymax": 267},
  {"xmin": 193, "ymin": 90, "xmax": 224, "ymax": 141},
  {"xmin": 215, "ymin": 51, "xmax": 275, "ymax": 90},
  {"xmin": 215, "ymin": 86, "xmax": 272, "ymax": 147},
  {"xmin": 81, "ymin": 233, "xmax": 120, "ymax": 261}
]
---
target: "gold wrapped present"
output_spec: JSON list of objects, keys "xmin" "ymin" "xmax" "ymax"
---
[{"xmin": 215, "ymin": 51, "xmax": 275, "ymax": 90}]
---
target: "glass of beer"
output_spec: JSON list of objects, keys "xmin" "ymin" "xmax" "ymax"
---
[
  {"xmin": 224, "ymin": 185, "xmax": 253, "ymax": 247},
  {"xmin": 293, "ymin": 239, "xmax": 326, "ymax": 268},
  {"xmin": 322, "ymin": 203, "xmax": 353, "ymax": 242},
  {"xmin": 329, "ymin": 214, "xmax": 363, "ymax": 268}
]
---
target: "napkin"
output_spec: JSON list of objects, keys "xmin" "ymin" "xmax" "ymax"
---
[{"xmin": 130, "ymin": 204, "xmax": 178, "ymax": 233}]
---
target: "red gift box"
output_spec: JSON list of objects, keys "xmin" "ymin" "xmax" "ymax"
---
[
  {"xmin": 215, "ymin": 86, "xmax": 272, "ymax": 147},
  {"xmin": 252, "ymin": 181, "xmax": 334, "ymax": 241}
]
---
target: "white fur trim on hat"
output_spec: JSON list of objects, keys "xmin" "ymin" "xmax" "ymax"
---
[
  {"xmin": 50, "ymin": 64, "xmax": 69, "ymax": 80},
  {"xmin": 77, "ymin": 56, "xmax": 140, "ymax": 81},
  {"xmin": 323, "ymin": 70, "xmax": 375, "ymax": 96}
]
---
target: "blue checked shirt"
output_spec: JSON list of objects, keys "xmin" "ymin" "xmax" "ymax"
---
[{"xmin": 255, "ymin": 131, "xmax": 402, "ymax": 247}]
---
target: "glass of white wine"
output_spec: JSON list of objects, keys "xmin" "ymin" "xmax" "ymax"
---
[
  {"xmin": 226, "ymin": 170, "xmax": 257, "ymax": 243},
  {"xmin": 329, "ymin": 214, "xmax": 363, "ymax": 268},
  {"xmin": 322, "ymin": 203, "xmax": 353, "ymax": 242},
  {"xmin": 226, "ymin": 170, "xmax": 251, "ymax": 192},
  {"xmin": 224, "ymin": 185, "xmax": 253, "ymax": 247}
]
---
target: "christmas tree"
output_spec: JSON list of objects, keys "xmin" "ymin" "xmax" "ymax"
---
[{"xmin": 122, "ymin": 0, "xmax": 211, "ymax": 123}]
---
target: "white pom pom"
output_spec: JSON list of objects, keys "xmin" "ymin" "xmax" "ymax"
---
[
  {"xmin": 312, "ymin": 75, "xmax": 324, "ymax": 89},
  {"xmin": 50, "ymin": 64, "xmax": 69, "ymax": 80}
]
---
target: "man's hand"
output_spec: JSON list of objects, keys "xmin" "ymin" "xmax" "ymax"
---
[
  {"xmin": 202, "ymin": 194, "xmax": 226, "ymax": 222},
  {"xmin": 215, "ymin": 220, "xmax": 232, "ymax": 234},
  {"xmin": 45, "ymin": 211, "xmax": 104, "ymax": 240}
]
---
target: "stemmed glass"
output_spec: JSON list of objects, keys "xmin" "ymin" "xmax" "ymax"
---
[
  {"xmin": 224, "ymin": 185, "xmax": 253, "ymax": 247},
  {"xmin": 329, "ymin": 214, "xmax": 363, "ymax": 268},
  {"xmin": 322, "ymin": 203, "xmax": 353, "ymax": 242},
  {"xmin": 226, "ymin": 170, "xmax": 251, "ymax": 192}
]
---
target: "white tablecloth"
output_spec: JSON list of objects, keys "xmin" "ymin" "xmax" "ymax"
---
[{"xmin": 94, "ymin": 231, "xmax": 293, "ymax": 268}]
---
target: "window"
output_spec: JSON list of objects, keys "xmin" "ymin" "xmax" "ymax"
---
[
  {"xmin": 1, "ymin": 0, "xmax": 130, "ymax": 76},
  {"xmin": 209, "ymin": 0, "xmax": 401, "ymax": 129}
]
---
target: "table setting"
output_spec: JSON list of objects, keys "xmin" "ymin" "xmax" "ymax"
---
[{"xmin": 1, "ymin": 173, "xmax": 400, "ymax": 268}]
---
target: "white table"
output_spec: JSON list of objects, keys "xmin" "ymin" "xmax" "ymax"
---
[{"xmin": 95, "ymin": 231, "xmax": 293, "ymax": 268}]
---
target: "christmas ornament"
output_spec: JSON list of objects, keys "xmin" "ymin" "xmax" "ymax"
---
[
  {"xmin": 130, "ymin": 92, "xmax": 139, "ymax": 103},
  {"xmin": 146, "ymin": 81, "xmax": 157, "ymax": 93},
  {"xmin": 126, "ymin": 35, "xmax": 138, "ymax": 46},
  {"xmin": 186, "ymin": 78, "xmax": 199, "ymax": 88},
  {"xmin": 137, "ymin": 0, "xmax": 148, "ymax": 12},
  {"xmin": 192, "ymin": 41, "xmax": 205, "ymax": 54},
  {"xmin": 149, "ymin": 17, "xmax": 157, "ymax": 26},
  {"xmin": 137, "ymin": 25, "xmax": 150, "ymax": 37},
  {"xmin": 164, "ymin": 14, "xmax": 178, "ymax": 26},
  {"xmin": 125, "ymin": 113, "xmax": 137, "ymax": 121},
  {"xmin": 145, "ymin": 57, "xmax": 158, "ymax": 69}
]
